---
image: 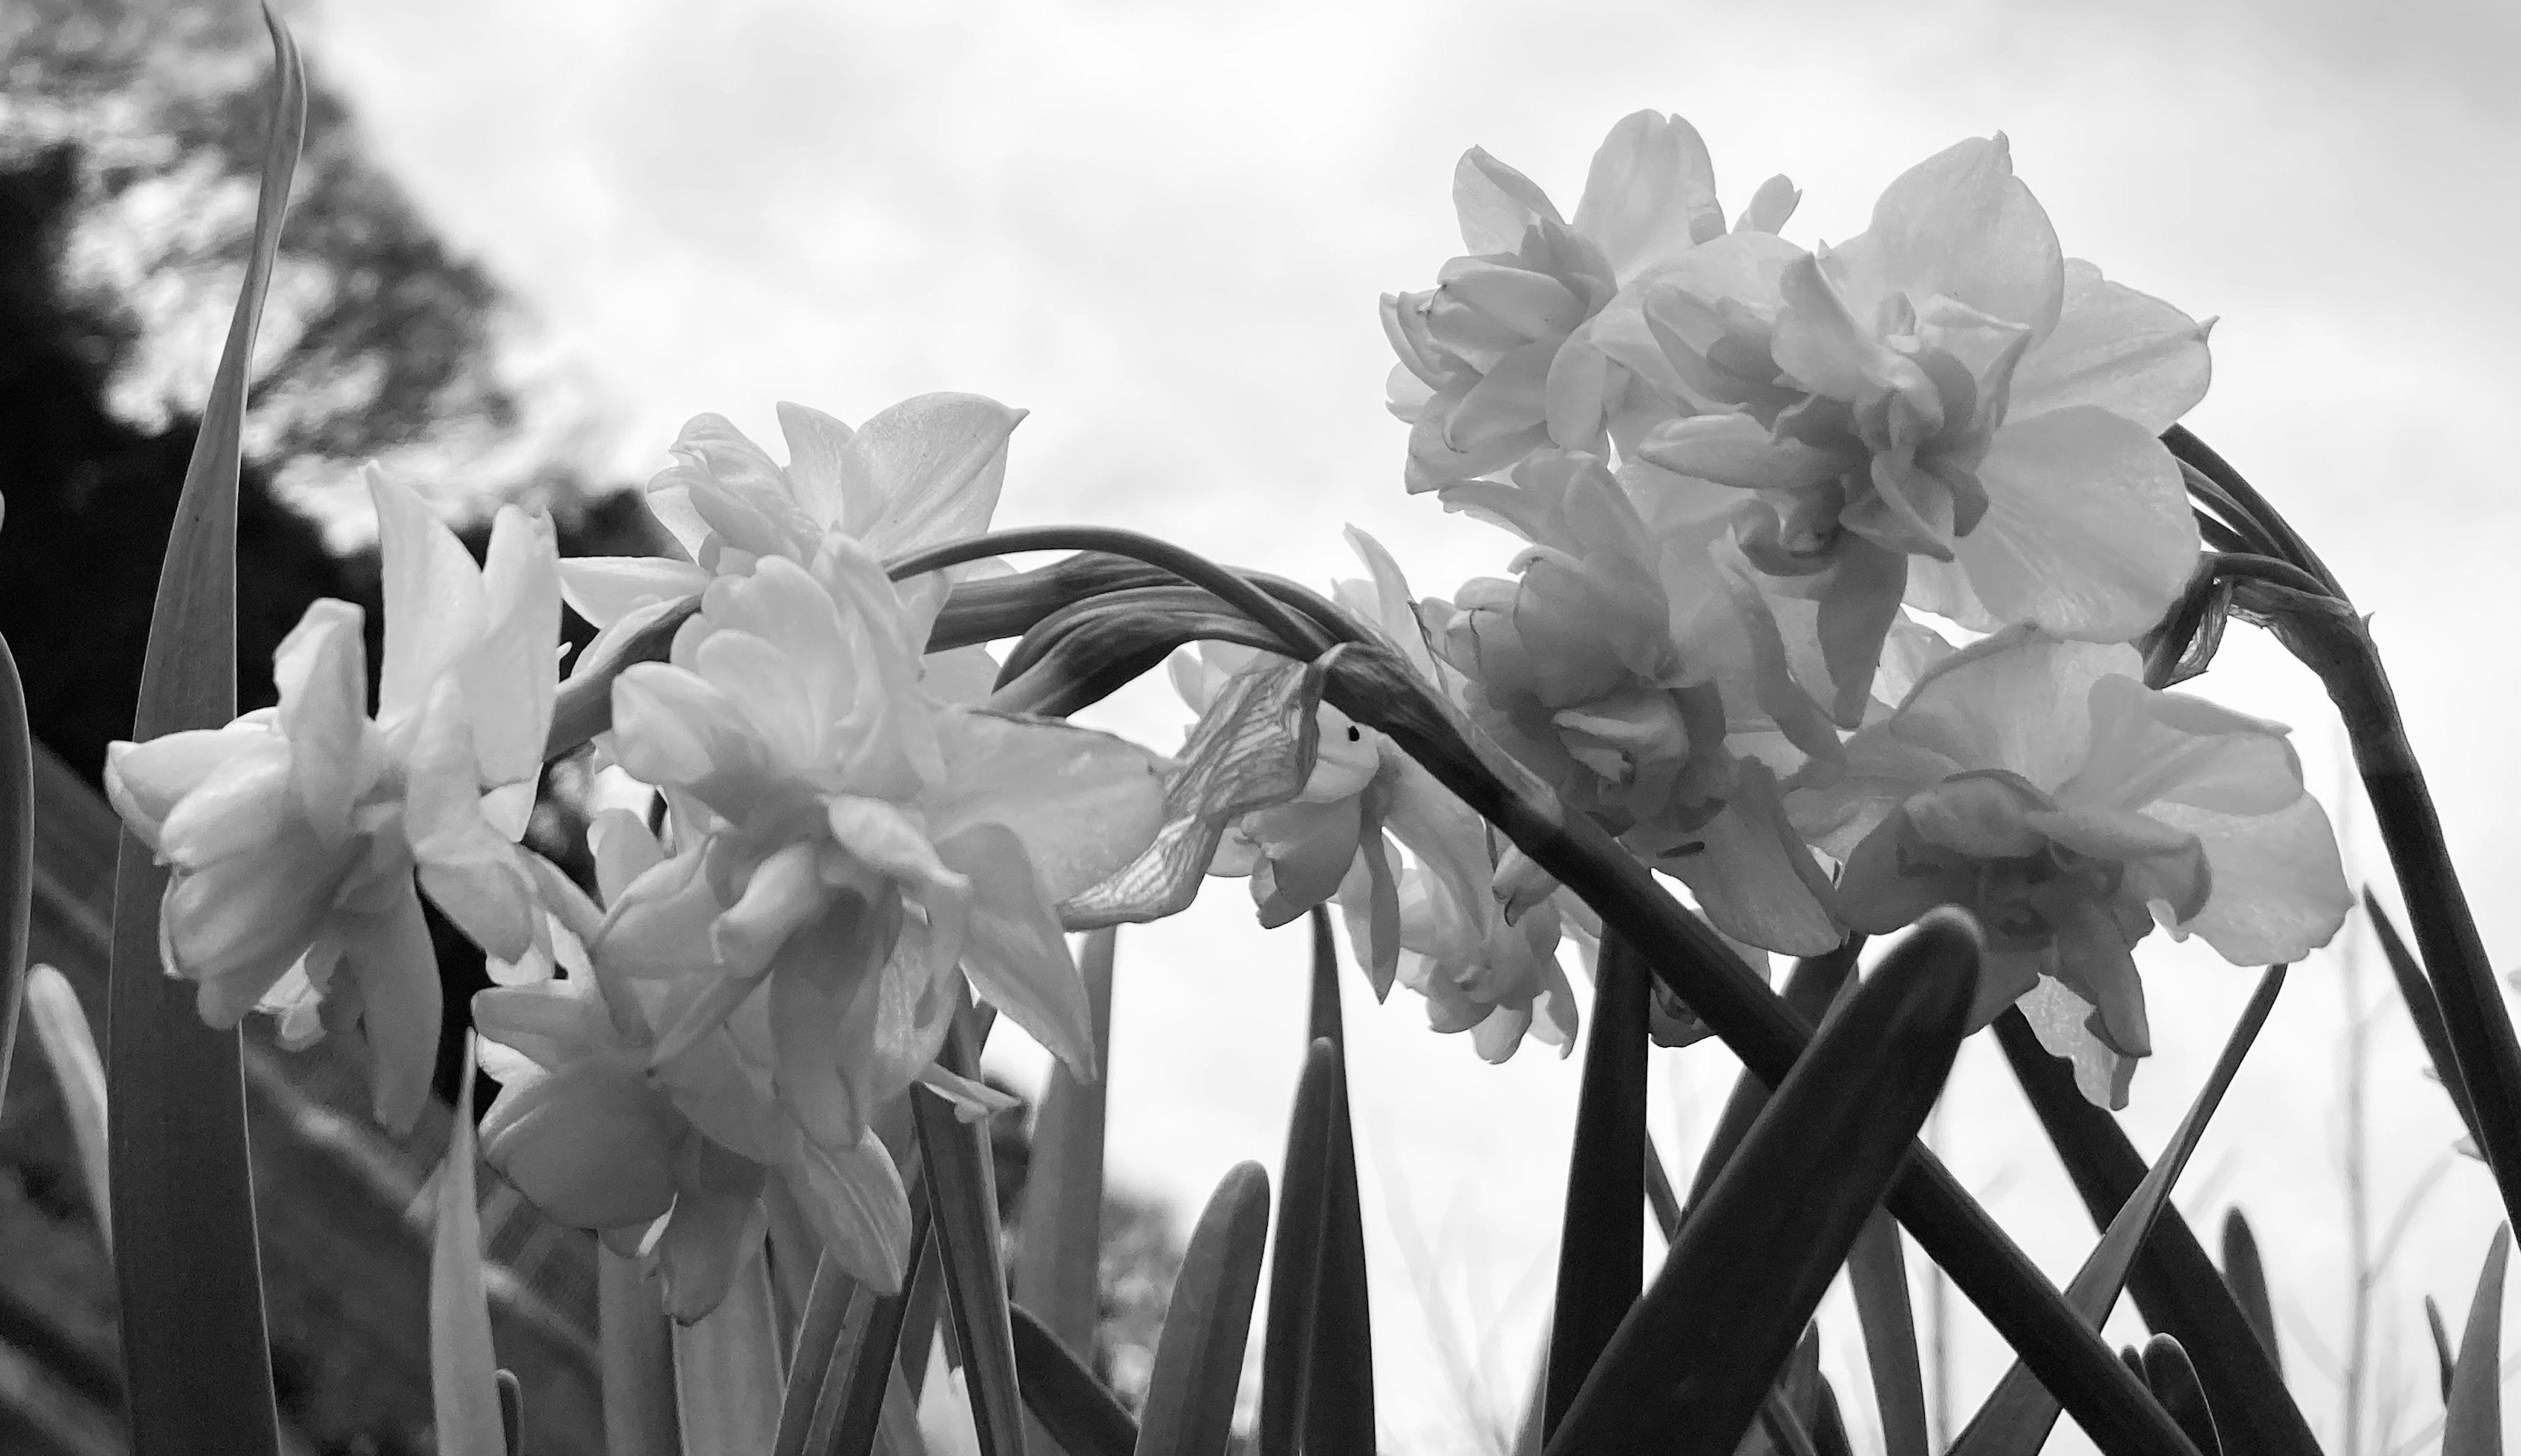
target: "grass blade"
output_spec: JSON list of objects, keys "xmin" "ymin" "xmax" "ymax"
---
[
  {"xmin": 1848, "ymin": 1209, "xmax": 1929, "ymax": 1456},
  {"xmin": 2363, "ymin": 888, "xmax": 2487, "ymax": 1151},
  {"xmin": 673, "ymin": 1236, "xmax": 785, "ymax": 1455},
  {"xmin": 103, "ymin": 10, "xmax": 303, "ymax": 1453},
  {"xmin": 1957, "ymin": 967, "xmax": 2285, "ymax": 1456},
  {"xmin": 1011, "ymin": 1304, "xmax": 1138, "ymax": 1456},
  {"xmin": 1543, "ymin": 933, "xmax": 1650, "ymax": 1438},
  {"xmin": 0, "ymin": 638, "xmax": 30, "ymax": 1111},
  {"xmin": 599, "ymin": 1247, "xmax": 683, "ymax": 1456},
  {"xmin": 1545, "ymin": 911, "xmax": 1979, "ymax": 1455},
  {"xmin": 2426, "ymin": 1295, "xmax": 2455, "ymax": 1405},
  {"xmin": 1134, "ymin": 1162, "xmax": 1272, "ymax": 1456},
  {"xmin": 808, "ymin": 1200, "xmax": 932, "ymax": 1456},
  {"xmin": 1993, "ymin": 1013, "xmax": 2317, "ymax": 1456},
  {"xmin": 1303, "ymin": 905, "xmax": 1375, "ymax": 1453},
  {"xmin": 1258, "ymin": 1038, "xmax": 1336, "ymax": 1456},
  {"xmin": 432, "ymin": 1035, "xmax": 506, "ymax": 1456},
  {"xmin": 2218, "ymin": 1209, "xmax": 2281, "ymax": 1379},
  {"xmin": 2443, "ymin": 1227, "xmax": 2510, "ymax": 1456},
  {"xmin": 24, "ymin": 964, "xmax": 110, "ymax": 1244},
  {"xmin": 914, "ymin": 1021, "xmax": 1029, "ymax": 1456},
  {"xmin": 776, "ymin": 1259, "xmax": 866, "ymax": 1456}
]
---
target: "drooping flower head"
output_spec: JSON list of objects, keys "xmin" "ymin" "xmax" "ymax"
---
[
  {"xmin": 1384, "ymin": 112, "xmax": 1799, "ymax": 492},
  {"xmin": 599, "ymin": 537, "xmax": 1167, "ymax": 1156},
  {"xmin": 1786, "ymin": 627, "xmax": 2352, "ymax": 1105},
  {"xmin": 104, "ymin": 469, "xmax": 559, "ymax": 1130},
  {"xmin": 1618, "ymin": 137, "xmax": 2212, "ymax": 717}
]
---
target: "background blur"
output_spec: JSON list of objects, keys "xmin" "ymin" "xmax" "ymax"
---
[{"xmin": 3, "ymin": 0, "xmax": 2518, "ymax": 1451}]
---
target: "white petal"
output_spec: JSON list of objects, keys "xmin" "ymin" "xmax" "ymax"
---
[
  {"xmin": 2149, "ymin": 794, "xmax": 2352, "ymax": 966},
  {"xmin": 1947, "ymin": 407, "xmax": 2199, "ymax": 641},
  {"xmin": 463, "ymin": 505, "xmax": 563, "ymax": 792},
  {"xmin": 1453, "ymin": 146, "xmax": 1562, "ymax": 255},
  {"xmin": 785, "ymin": 1130, "xmax": 913, "ymax": 1295},
  {"xmin": 846, "ymin": 393, "xmax": 1025, "ymax": 554},
  {"xmin": 273, "ymin": 599, "xmax": 372, "ymax": 845},
  {"xmin": 370, "ymin": 465, "xmax": 488, "ymax": 727},
  {"xmin": 938, "ymin": 823, "xmax": 1095, "ymax": 1079},
  {"xmin": 925, "ymin": 710, "xmax": 1170, "ymax": 903},
  {"xmin": 1844, "ymin": 134, "xmax": 2063, "ymax": 335},
  {"xmin": 2009, "ymin": 259, "xmax": 2211, "ymax": 432},
  {"xmin": 1882, "ymin": 627, "xmax": 2138, "ymax": 794},
  {"xmin": 1664, "ymin": 761, "xmax": 1842, "ymax": 955},
  {"xmin": 1570, "ymin": 110, "xmax": 1723, "ymax": 281},
  {"xmin": 775, "ymin": 400, "xmax": 857, "ymax": 530},
  {"xmin": 558, "ymin": 555, "xmax": 711, "ymax": 631}
]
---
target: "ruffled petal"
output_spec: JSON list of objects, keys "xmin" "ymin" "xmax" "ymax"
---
[
  {"xmin": 1842, "ymin": 135, "xmax": 2063, "ymax": 335},
  {"xmin": 1663, "ymin": 761, "xmax": 1842, "ymax": 954},
  {"xmin": 1570, "ymin": 110, "xmax": 1723, "ymax": 281},
  {"xmin": 272, "ymin": 598, "xmax": 372, "ymax": 846},
  {"xmin": 1453, "ymin": 145, "xmax": 1562, "ymax": 254},
  {"xmin": 106, "ymin": 722, "xmax": 268, "ymax": 848},
  {"xmin": 477, "ymin": 1058, "xmax": 681, "ymax": 1229},
  {"xmin": 1882, "ymin": 628, "xmax": 2138, "ymax": 794},
  {"xmin": 2147, "ymin": 794, "xmax": 2352, "ymax": 966},
  {"xmin": 924, "ymin": 710, "xmax": 1169, "ymax": 902}
]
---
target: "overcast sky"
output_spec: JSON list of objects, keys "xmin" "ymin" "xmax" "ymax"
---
[{"xmin": 297, "ymin": 1, "xmax": 2521, "ymax": 1449}]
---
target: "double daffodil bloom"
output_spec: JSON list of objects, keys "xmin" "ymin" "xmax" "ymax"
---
[
  {"xmin": 104, "ymin": 469, "xmax": 558, "ymax": 1130},
  {"xmin": 1786, "ymin": 627, "xmax": 2352, "ymax": 1106}
]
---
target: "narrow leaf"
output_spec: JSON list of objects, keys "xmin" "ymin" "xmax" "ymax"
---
[
  {"xmin": 1643, "ymin": 1132, "xmax": 1683, "ymax": 1241},
  {"xmin": 1757, "ymin": 1392, "xmax": 1824, "ymax": 1456},
  {"xmin": 2218, "ymin": 1209, "xmax": 2281, "ymax": 1379},
  {"xmin": 1303, "ymin": 905, "xmax": 1375, "ymax": 1453},
  {"xmin": 913, "ymin": 1023, "xmax": 1029, "ymax": 1456},
  {"xmin": 0, "ymin": 637, "xmax": 32, "ymax": 1112},
  {"xmin": 1543, "ymin": 933, "xmax": 1650, "ymax": 1438},
  {"xmin": 2444, "ymin": 1227, "xmax": 2510, "ymax": 1456},
  {"xmin": 105, "ymin": 11, "xmax": 303, "ymax": 1451},
  {"xmin": 775, "ymin": 1258, "xmax": 867, "ymax": 1456},
  {"xmin": 1015, "ymin": 928, "xmax": 1116, "ymax": 1354},
  {"xmin": 1545, "ymin": 912, "xmax": 1979, "ymax": 1455},
  {"xmin": 2426, "ymin": 1295, "xmax": 2456, "ymax": 1404},
  {"xmin": 1993, "ymin": 1016, "xmax": 2317, "ymax": 1456},
  {"xmin": 1956, "ymin": 966, "xmax": 2286, "ymax": 1456},
  {"xmin": 1259, "ymin": 1040, "xmax": 1337, "ymax": 1456},
  {"xmin": 598, "ymin": 1247, "xmax": 683, "ymax": 1456},
  {"xmin": 673, "ymin": 1237, "xmax": 786, "ymax": 1455},
  {"xmin": 497, "ymin": 1370, "xmax": 525, "ymax": 1456},
  {"xmin": 1677, "ymin": 936, "xmax": 1862, "ymax": 1218},
  {"xmin": 1134, "ymin": 1162, "xmax": 1272, "ymax": 1456},
  {"xmin": 24, "ymin": 965, "xmax": 110, "ymax": 1244},
  {"xmin": 1010, "ymin": 1304, "xmax": 1139, "ymax": 1456},
  {"xmin": 432, "ymin": 1035, "xmax": 506, "ymax": 1456},
  {"xmin": 2139, "ymin": 1337, "xmax": 2220, "ymax": 1456},
  {"xmin": 2364, "ymin": 888, "xmax": 2487, "ymax": 1151},
  {"xmin": 1848, "ymin": 1209, "xmax": 1929, "ymax": 1456}
]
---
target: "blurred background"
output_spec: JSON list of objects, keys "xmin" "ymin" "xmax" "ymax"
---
[{"xmin": 1, "ymin": 0, "xmax": 2517, "ymax": 1451}]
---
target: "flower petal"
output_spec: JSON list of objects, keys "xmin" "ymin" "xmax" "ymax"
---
[
  {"xmin": 371, "ymin": 465, "xmax": 489, "ymax": 727},
  {"xmin": 558, "ymin": 555, "xmax": 712, "ymax": 632},
  {"xmin": 1934, "ymin": 406, "xmax": 2199, "ymax": 640},
  {"xmin": 785, "ymin": 1128, "xmax": 914, "ymax": 1295},
  {"xmin": 2147, "ymin": 793, "xmax": 2352, "ymax": 966},
  {"xmin": 1454, "ymin": 146, "xmax": 1562, "ymax": 255},
  {"xmin": 936, "ymin": 823, "xmax": 1095, "ymax": 1080},
  {"xmin": 775, "ymin": 400, "xmax": 857, "ymax": 530},
  {"xmin": 1662, "ymin": 761, "xmax": 1842, "ymax": 954},
  {"xmin": 274, "ymin": 599, "xmax": 372, "ymax": 844},
  {"xmin": 1843, "ymin": 135, "xmax": 2063, "ymax": 335},
  {"xmin": 339, "ymin": 878, "xmax": 446, "ymax": 1133},
  {"xmin": 2009, "ymin": 259, "xmax": 2211, "ymax": 432},
  {"xmin": 1570, "ymin": 110, "xmax": 1723, "ymax": 281},
  {"xmin": 925, "ymin": 710, "xmax": 1170, "ymax": 902},
  {"xmin": 846, "ymin": 393, "xmax": 1025, "ymax": 554},
  {"xmin": 1882, "ymin": 627, "xmax": 2138, "ymax": 795},
  {"xmin": 479, "ymin": 1057, "xmax": 681, "ymax": 1229},
  {"xmin": 462, "ymin": 505, "xmax": 563, "ymax": 794}
]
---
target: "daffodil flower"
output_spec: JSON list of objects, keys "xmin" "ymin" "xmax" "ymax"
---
[
  {"xmin": 1786, "ymin": 627, "xmax": 2352, "ymax": 1106},
  {"xmin": 473, "ymin": 813, "xmax": 924, "ymax": 1314},
  {"xmin": 1616, "ymin": 136, "xmax": 2211, "ymax": 717},
  {"xmin": 104, "ymin": 469, "xmax": 559, "ymax": 1130},
  {"xmin": 1383, "ymin": 111, "xmax": 1798, "ymax": 492},
  {"xmin": 557, "ymin": 394, "xmax": 1026, "ymax": 674},
  {"xmin": 1417, "ymin": 451, "xmax": 1842, "ymax": 954},
  {"xmin": 599, "ymin": 538, "xmax": 1168, "ymax": 1153}
]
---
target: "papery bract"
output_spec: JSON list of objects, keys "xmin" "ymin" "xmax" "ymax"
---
[
  {"xmin": 1786, "ymin": 627, "xmax": 2350, "ymax": 1105},
  {"xmin": 105, "ymin": 468, "xmax": 558, "ymax": 1131}
]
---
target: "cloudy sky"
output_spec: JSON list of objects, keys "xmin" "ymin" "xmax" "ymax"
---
[{"xmin": 295, "ymin": 0, "xmax": 2521, "ymax": 1449}]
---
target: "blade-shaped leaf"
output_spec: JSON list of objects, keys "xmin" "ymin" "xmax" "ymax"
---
[
  {"xmin": 0, "ymin": 637, "xmax": 31, "ymax": 1112},
  {"xmin": 105, "ymin": 11, "xmax": 303, "ymax": 1451},
  {"xmin": 1848, "ymin": 1209, "xmax": 1929, "ymax": 1456},
  {"xmin": 1678, "ymin": 937, "xmax": 1862, "ymax": 1218},
  {"xmin": 598, "ymin": 1247, "xmax": 682, "ymax": 1456},
  {"xmin": 1010, "ymin": 1304, "xmax": 1138, "ymax": 1456},
  {"xmin": 1543, "ymin": 933, "xmax": 1650, "ymax": 1438},
  {"xmin": 2426, "ymin": 1295, "xmax": 2456, "ymax": 1404},
  {"xmin": 24, "ymin": 965, "xmax": 110, "ymax": 1244},
  {"xmin": 2444, "ymin": 1227, "xmax": 2510, "ymax": 1456},
  {"xmin": 2138, "ymin": 1336, "xmax": 2220, "ymax": 1456},
  {"xmin": 914, "ymin": 1023, "xmax": 1029, "ymax": 1456},
  {"xmin": 1956, "ymin": 966, "xmax": 2286, "ymax": 1456},
  {"xmin": 775, "ymin": 1258, "xmax": 867, "ymax": 1456},
  {"xmin": 2218, "ymin": 1209, "xmax": 2281, "ymax": 1379},
  {"xmin": 433, "ymin": 1036, "xmax": 506, "ymax": 1456},
  {"xmin": 1993, "ymin": 1019, "xmax": 2314, "ymax": 1456},
  {"xmin": 807, "ymin": 1199, "xmax": 933, "ymax": 1456},
  {"xmin": 1545, "ymin": 912, "xmax": 1979, "ymax": 1455},
  {"xmin": 1016, "ymin": 928, "xmax": 1116, "ymax": 1354},
  {"xmin": 2364, "ymin": 889, "xmax": 2486, "ymax": 1153},
  {"xmin": 1259, "ymin": 1038, "xmax": 1336, "ymax": 1456},
  {"xmin": 498, "ymin": 1370, "xmax": 525, "ymax": 1456},
  {"xmin": 1134, "ymin": 1162, "xmax": 1272, "ymax": 1456},
  {"xmin": 1303, "ymin": 905, "xmax": 1375, "ymax": 1453},
  {"xmin": 673, "ymin": 1236, "xmax": 785, "ymax": 1455},
  {"xmin": 1062, "ymin": 658, "xmax": 1319, "ymax": 928}
]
